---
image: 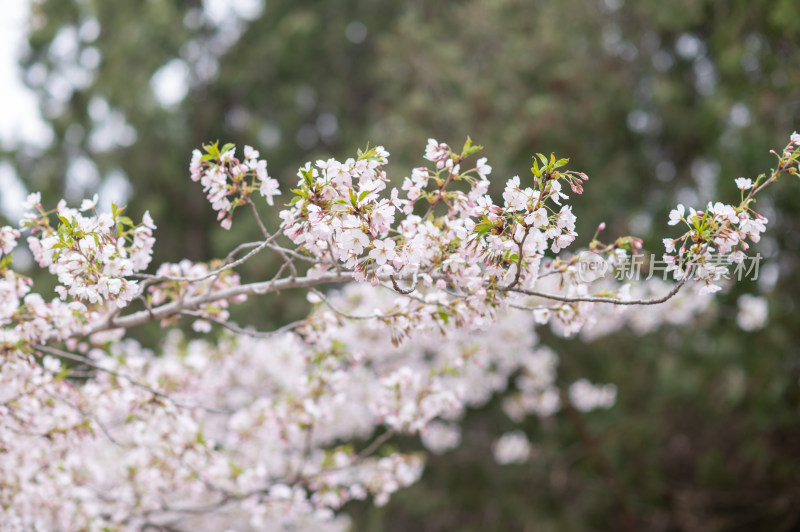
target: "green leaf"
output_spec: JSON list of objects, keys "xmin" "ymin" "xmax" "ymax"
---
[
  {"xmin": 475, "ymin": 219, "xmax": 493, "ymax": 236},
  {"xmin": 358, "ymin": 143, "xmax": 376, "ymax": 160},
  {"xmin": 54, "ymin": 367, "xmax": 72, "ymax": 381},
  {"xmin": 203, "ymin": 141, "xmax": 220, "ymax": 158},
  {"xmin": 461, "ymin": 136, "xmax": 483, "ymax": 158},
  {"xmin": 229, "ymin": 462, "xmax": 244, "ymax": 478},
  {"xmin": 531, "ymin": 159, "xmax": 541, "ymax": 177},
  {"xmin": 301, "ymin": 168, "xmax": 314, "ymax": 187}
]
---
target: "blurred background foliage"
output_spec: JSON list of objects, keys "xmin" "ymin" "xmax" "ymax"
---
[{"xmin": 2, "ymin": 0, "xmax": 800, "ymax": 530}]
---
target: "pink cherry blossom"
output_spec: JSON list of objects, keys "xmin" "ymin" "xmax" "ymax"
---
[
  {"xmin": 369, "ymin": 239, "xmax": 397, "ymax": 266},
  {"xmin": 0, "ymin": 133, "xmax": 794, "ymax": 530}
]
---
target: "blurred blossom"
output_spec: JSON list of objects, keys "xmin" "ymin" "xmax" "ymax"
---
[
  {"xmin": 493, "ymin": 431, "xmax": 532, "ymax": 465},
  {"xmin": 729, "ymin": 102, "xmax": 751, "ymax": 128},
  {"xmin": 420, "ymin": 421, "xmax": 461, "ymax": 455},
  {"xmin": 736, "ymin": 294, "xmax": 768, "ymax": 331},
  {"xmin": 568, "ymin": 379, "xmax": 617, "ymax": 412},
  {"xmin": 150, "ymin": 59, "xmax": 190, "ymax": 107}
]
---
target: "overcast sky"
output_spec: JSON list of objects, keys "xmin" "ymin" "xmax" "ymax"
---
[{"xmin": 0, "ymin": 0, "xmax": 50, "ymax": 150}]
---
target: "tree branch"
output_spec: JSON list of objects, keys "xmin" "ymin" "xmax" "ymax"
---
[{"xmin": 507, "ymin": 276, "xmax": 687, "ymax": 306}]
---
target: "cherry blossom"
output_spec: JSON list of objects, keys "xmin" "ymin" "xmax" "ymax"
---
[
  {"xmin": 0, "ymin": 226, "xmax": 19, "ymax": 254},
  {"xmin": 568, "ymin": 379, "xmax": 617, "ymax": 412},
  {"xmin": 369, "ymin": 238, "xmax": 397, "ymax": 266},
  {"xmin": 667, "ymin": 203, "xmax": 685, "ymax": 225},
  {"xmin": 0, "ymin": 134, "xmax": 796, "ymax": 530}
]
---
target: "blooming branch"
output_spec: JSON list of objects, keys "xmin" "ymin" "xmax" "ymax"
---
[{"xmin": 0, "ymin": 133, "xmax": 797, "ymax": 529}]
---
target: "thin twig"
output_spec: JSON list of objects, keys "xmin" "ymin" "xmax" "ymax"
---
[
  {"xmin": 390, "ymin": 273, "xmax": 418, "ymax": 294},
  {"xmin": 508, "ymin": 276, "xmax": 687, "ymax": 306},
  {"xmin": 310, "ymin": 288, "xmax": 405, "ymax": 320},
  {"xmin": 357, "ymin": 429, "xmax": 396, "ymax": 460},
  {"xmin": 131, "ymin": 235, "xmax": 275, "ymax": 283},
  {"xmin": 249, "ymin": 200, "xmax": 297, "ymax": 279},
  {"xmin": 499, "ymin": 226, "xmax": 531, "ymax": 291},
  {"xmin": 44, "ymin": 389, "xmax": 122, "ymax": 447},
  {"xmin": 180, "ymin": 310, "xmax": 306, "ymax": 339}
]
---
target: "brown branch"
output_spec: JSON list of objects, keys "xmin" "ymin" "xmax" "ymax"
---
[
  {"xmin": 499, "ymin": 225, "xmax": 531, "ymax": 292},
  {"xmin": 179, "ymin": 310, "xmax": 306, "ymax": 338},
  {"xmin": 508, "ymin": 276, "xmax": 688, "ymax": 306},
  {"xmin": 56, "ymin": 269, "xmax": 692, "ymax": 344},
  {"xmin": 58, "ymin": 271, "xmax": 353, "ymax": 340},
  {"xmin": 357, "ymin": 429, "xmax": 396, "ymax": 460}
]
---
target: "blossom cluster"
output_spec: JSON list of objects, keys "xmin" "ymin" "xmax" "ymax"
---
[
  {"xmin": 1, "ymin": 275, "xmax": 716, "ymax": 530},
  {"xmin": 661, "ymin": 132, "xmax": 800, "ymax": 294},
  {"xmin": 0, "ymin": 194, "xmax": 157, "ymax": 347},
  {"xmin": 0, "ymin": 286, "xmax": 536, "ymax": 529},
  {"xmin": 265, "ymin": 140, "xmax": 599, "ymax": 343},
  {"xmin": 663, "ymin": 200, "xmax": 767, "ymax": 294},
  {"xmin": 22, "ymin": 194, "xmax": 153, "ymax": 305},
  {"xmin": 190, "ymin": 142, "xmax": 281, "ymax": 229}
]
